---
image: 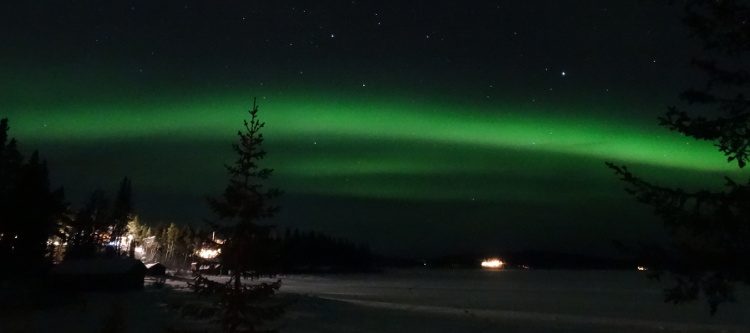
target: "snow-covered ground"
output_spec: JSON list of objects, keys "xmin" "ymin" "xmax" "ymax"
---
[
  {"xmin": 277, "ymin": 269, "xmax": 750, "ymax": 333},
  {"xmin": 2, "ymin": 269, "xmax": 749, "ymax": 333}
]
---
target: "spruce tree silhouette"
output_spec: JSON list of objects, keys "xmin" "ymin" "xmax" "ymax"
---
[
  {"xmin": 66, "ymin": 189, "xmax": 111, "ymax": 259},
  {"xmin": 194, "ymin": 98, "xmax": 284, "ymax": 332},
  {"xmin": 0, "ymin": 118, "xmax": 67, "ymax": 278},
  {"xmin": 608, "ymin": 0, "xmax": 750, "ymax": 314}
]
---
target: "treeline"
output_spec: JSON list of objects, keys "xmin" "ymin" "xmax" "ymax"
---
[
  {"xmin": 127, "ymin": 219, "xmax": 216, "ymax": 269},
  {"xmin": 61, "ymin": 179, "xmax": 135, "ymax": 260},
  {"xmin": 0, "ymin": 119, "xmax": 67, "ymax": 277},
  {"xmin": 1, "ymin": 117, "xmax": 140, "ymax": 275},
  {"xmin": 126, "ymin": 220, "xmax": 375, "ymax": 273},
  {"xmin": 422, "ymin": 251, "xmax": 636, "ymax": 270},
  {"xmin": 1, "ymin": 117, "xmax": 374, "ymax": 279},
  {"xmin": 278, "ymin": 228, "xmax": 374, "ymax": 273},
  {"xmin": 190, "ymin": 227, "xmax": 375, "ymax": 274}
]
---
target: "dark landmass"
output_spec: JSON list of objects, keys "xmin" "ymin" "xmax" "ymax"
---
[{"xmin": 374, "ymin": 250, "xmax": 637, "ymax": 270}]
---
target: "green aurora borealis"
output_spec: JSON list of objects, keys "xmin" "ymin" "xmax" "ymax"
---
[
  {"xmin": 2, "ymin": 0, "xmax": 744, "ymax": 256},
  {"xmin": 6, "ymin": 78, "xmax": 734, "ymax": 173},
  {"xmin": 4, "ymin": 80, "xmax": 742, "ymax": 255}
]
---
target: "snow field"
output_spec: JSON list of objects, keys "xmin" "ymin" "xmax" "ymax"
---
[{"xmin": 3, "ymin": 270, "xmax": 749, "ymax": 333}]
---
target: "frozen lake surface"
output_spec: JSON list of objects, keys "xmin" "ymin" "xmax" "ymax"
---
[
  {"xmin": 277, "ymin": 269, "xmax": 750, "ymax": 333},
  {"xmin": 3, "ymin": 269, "xmax": 749, "ymax": 332}
]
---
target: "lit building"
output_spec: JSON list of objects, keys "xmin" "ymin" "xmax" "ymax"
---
[{"xmin": 481, "ymin": 258, "xmax": 504, "ymax": 269}]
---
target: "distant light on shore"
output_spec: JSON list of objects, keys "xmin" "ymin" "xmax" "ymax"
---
[
  {"xmin": 198, "ymin": 248, "xmax": 221, "ymax": 259},
  {"xmin": 481, "ymin": 259, "xmax": 503, "ymax": 269}
]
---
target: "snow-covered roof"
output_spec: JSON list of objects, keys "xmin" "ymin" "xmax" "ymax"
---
[
  {"xmin": 145, "ymin": 263, "xmax": 165, "ymax": 269},
  {"xmin": 50, "ymin": 257, "xmax": 146, "ymax": 275}
]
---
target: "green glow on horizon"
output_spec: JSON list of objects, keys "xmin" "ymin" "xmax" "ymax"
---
[{"xmin": 7, "ymin": 90, "xmax": 732, "ymax": 174}]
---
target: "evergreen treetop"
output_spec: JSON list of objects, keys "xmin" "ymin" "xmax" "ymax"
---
[{"xmin": 608, "ymin": 0, "xmax": 750, "ymax": 314}]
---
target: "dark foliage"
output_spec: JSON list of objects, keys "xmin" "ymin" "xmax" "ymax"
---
[
  {"xmin": 0, "ymin": 118, "xmax": 68, "ymax": 278},
  {"xmin": 110, "ymin": 177, "xmax": 133, "ymax": 254},
  {"xmin": 199, "ymin": 98, "xmax": 284, "ymax": 332},
  {"xmin": 148, "ymin": 222, "xmax": 213, "ymax": 268},
  {"xmin": 62, "ymin": 178, "xmax": 136, "ymax": 260},
  {"xmin": 190, "ymin": 275, "xmax": 284, "ymax": 332},
  {"xmin": 607, "ymin": 163, "xmax": 750, "ymax": 314},
  {"xmin": 661, "ymin": 0, "xmax": 750, "ymax": 168},
  {"xmin": 279, "ymin": 228, "xmax": 374, "ymax": 273},
  {"xmin": 65, "ymin": 189, "xmax": 111, "ymax": 259},
  {"xmin": 608, "ymin": 0, "xmax": 750, "ymax": 314}
]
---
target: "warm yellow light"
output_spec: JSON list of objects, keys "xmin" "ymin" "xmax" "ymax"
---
[
  {"xmin": 198, "ymin": 248, "xmax": 221, "ymax": 259},
  {"xmin": 481, "ymin": 259, "xmax": 503, "ymax": 269},
  {"xmin": 637, "ymin": 266, "xmax": 648, "ymax": 271}
]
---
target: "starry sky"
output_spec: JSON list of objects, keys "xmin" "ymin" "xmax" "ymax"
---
[{"xmin": 0, "ymin": 1, "xmax": 742, "ymax": 257}]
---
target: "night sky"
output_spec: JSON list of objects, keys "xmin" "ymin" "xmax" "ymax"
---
[{"xmin": 1, "ymin": 1, "xmax": 742, "ymax": 257}]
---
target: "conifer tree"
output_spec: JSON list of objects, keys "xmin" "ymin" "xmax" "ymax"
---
[
  {"xmin": 66, "ymin": 189, "xmax": 110, "ymax": 259},
  {"xmin": 0, "ymin": 118, "xmax": 67, "ymax": 276},
  {"xmin": 608, "ymin": 0, "xmax": 750, "ymax": 314},
  {"xmin": 196, "ymin": 98, "xmax": 283, "ymax": 332},
  {"xmin": 1, "ymin": 121, "xmax": 27, "ymax": 268}
]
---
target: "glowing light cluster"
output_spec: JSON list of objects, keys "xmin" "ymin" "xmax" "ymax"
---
[
  {"xmin": 198, "ymin": 248, "xmax": 221, "ymax": 259},
  {"xmin": 481, "ymin": 259, "xmax": 504, "ymax": 269}
]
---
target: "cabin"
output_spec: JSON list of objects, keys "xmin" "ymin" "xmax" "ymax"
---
[
  {"xmin": 145, "ymin": 262, "xmax": 167, "ymax": 276},
  {"xmin": 49, "ymin": 257, "xmax": 146, "ymax": 291}
]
